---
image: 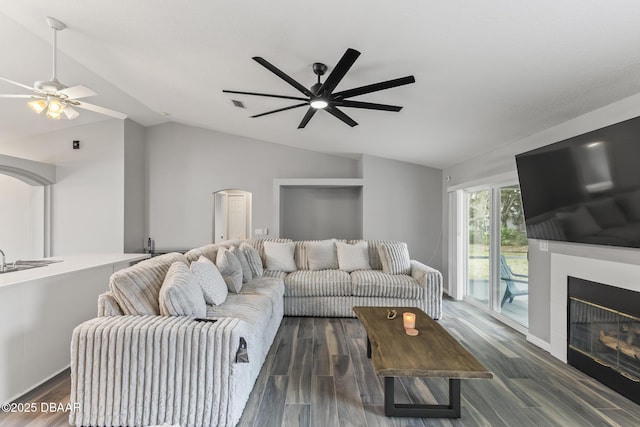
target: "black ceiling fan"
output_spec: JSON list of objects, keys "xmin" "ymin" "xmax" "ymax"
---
[{"xmin": 223, "ymin": 48, "xmax": 415, "ymax": 128}]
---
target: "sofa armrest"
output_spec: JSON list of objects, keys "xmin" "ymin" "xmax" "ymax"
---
[
  {"xmin": 70, "ymin": 315, "xmax": 252, "ymax": 427},
  {"xmin": 97, "ymin": 291, "xmax": 123, "ymax": 317},
  {"xmin": 410, "ymin": 260, "xmax": 443, "ymax": 320}
]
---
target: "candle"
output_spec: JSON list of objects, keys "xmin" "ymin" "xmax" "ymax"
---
[{"xmin": 403, "ymin": 312, "xmax": 416, "ymax": 329}]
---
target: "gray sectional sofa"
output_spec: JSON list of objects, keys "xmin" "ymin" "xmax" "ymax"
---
[{"xmin": 70, "ymin": 238, "xmax": 442, "ymax": 427}]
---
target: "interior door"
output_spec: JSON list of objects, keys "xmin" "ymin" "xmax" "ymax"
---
[{"xmin": 226, "ymin": 194, "xmax": 247, "ymax": 239}]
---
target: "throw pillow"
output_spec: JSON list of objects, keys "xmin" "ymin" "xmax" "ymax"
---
[
  {"xmin": 216, "ymin": 247, "xmax": 244, "ymax": 293},
  {"xmin": 230, "ymin": 245, "xmax": 253, "ymax": 283},
  {"xmin": 159, "ymin": 262, "xmax": 207, "ymax": 316},
  {"xmin": 377, "ymin": 242, "xmax": 411, "ymax": 275},
  {"xmin": 306, "ymin": 239, "xmax": 339, "ymax": 270},
  {"xmin": 263, "ymin": 241, "xmax": 297, "ymax": 272},
  {"xmin": 240, "ymin": 242, "xmax": 264, "ymax": 277},
  {"xmin": 190, "ymin": 255, "xmax": 228, "ymax": 305},
  {"xmin": 336, "ymin": 241, "xmax": 372, "ymax": 272}
]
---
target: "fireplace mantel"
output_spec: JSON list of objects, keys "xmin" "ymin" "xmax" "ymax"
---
[{"xmin": 549, "ymin": 254, "xmax": 640, "ymax": 362}]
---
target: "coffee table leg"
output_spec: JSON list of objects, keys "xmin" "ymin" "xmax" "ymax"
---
[
  {"xmin": 384, "ymin": 377, "xmax": 461, "ymax": 418},
  {"xmin": 366, "ymin": 335, "xmax": 371, "ymax": 359}
]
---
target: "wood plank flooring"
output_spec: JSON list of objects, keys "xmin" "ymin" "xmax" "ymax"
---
[{"xmin": 2, "ymin": 298, "xmax": 640, "ymax": 426}]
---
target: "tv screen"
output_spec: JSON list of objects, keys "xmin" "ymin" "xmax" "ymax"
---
[{"xmin": 516, "ymin": 115, "xmax": 640, "ymax": 249}]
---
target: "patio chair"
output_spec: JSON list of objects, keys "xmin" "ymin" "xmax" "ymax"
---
[{"xmin": 500, "ymin": 255, "xmax": 528, "ymax": 307}]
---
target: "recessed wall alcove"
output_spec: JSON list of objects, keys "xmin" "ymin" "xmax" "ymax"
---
[{"xmin": 273, "ymin": 178, "xmax": 364, "ymax": 240}]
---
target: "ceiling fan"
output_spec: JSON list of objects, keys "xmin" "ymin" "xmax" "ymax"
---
[
  {"xmin": 0, "ymin": 16, "xmax": 126, "ymax": 121},
  {"xmin": 223, "ymin": 48, "xmax": 415, "ymax": 128}
]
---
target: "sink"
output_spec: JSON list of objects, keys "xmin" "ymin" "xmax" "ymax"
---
[{"xmin": 0, "ymin": 259, "xmax": 61, "ymax": 274}]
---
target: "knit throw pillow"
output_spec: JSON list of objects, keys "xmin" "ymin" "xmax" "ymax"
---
[
  {"xmin": 159, "ymin": 262, "xmax": 207, "ymax": 316},
  {"xmin": 336, "ymin": 241, "xmax": 371, "ymax": 272},
  {"xmin": 263, "ymin": 241, "xmax": 297, "ymax": 272},
  {"xmin": 216, "ymin": 247, "xmax": 244, "ymax": 293},
  {"xmin": 240, "ymin": 242, "xmax": 264, "ymax": 277},
  {"xmin": 190, "ymin": 255, "xmax": 228, "ymax": 306}
]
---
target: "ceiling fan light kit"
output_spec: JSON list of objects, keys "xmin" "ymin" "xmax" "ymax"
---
[
  {"xmin": 223, "ymin": 48, "xmax": 415, "ymax": 128},
  {"xmin": 0, "ymin": 16, "xmax": 127, "ymax": 121}
]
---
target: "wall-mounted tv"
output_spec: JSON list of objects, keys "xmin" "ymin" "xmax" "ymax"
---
[{"xmin": 516, "ymin": 115, "xmax": 640, "ymax": 249}]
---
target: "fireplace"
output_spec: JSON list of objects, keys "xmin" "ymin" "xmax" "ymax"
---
[{"xmin": 567, "ymin": 276, "xmax": 640, "ymax": 404}]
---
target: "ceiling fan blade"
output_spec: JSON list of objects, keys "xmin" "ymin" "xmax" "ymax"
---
[
  {"xmin": 334, "ymin": 100, "xmax": 403, "ymax": 112},
  {"xmin": 0, "ymin": 76, "xmax": 35, "ymax": 91},
  {"xmin": 297, "ymin": 107, "xmax": 317, "ymax": 129},
  {"xmin": 333, "ymin": 75, "xmax": 416, "ymax": 99},
  {"xmin": 0, "ymin": 94, "xmax": 37, "ymax": 99},
  {"xmin": 252, "ymin": 57, "xmax": 313, "ymax": 97},
  {"xmin": 223, "ymin": 90, "xmax": 308, "ymax": 101},
  {"xmin": 74, "ymin": 101, "xmax": 127, "ymax": 119},
  {"xmin": 318, "ymin": 48, "xmax": 360, "ymax": 95},
  {"xmin": 325, "ymin": 105, "xmax": 358, "ymax": 127},
  {"xmin": 59, "ymin": 85, "xmax": 97, "ymax": 100},
  {"xmin": 251, "ymin": 102, "xmax": 307, "ymax": 118}
]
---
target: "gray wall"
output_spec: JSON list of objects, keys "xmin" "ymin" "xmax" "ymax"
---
[
  {"xmin": 442, "ymin": 91, "xmax": 640, "ymax": 345},
  {"xmin": 361, "ymin": 155, "xmax": 443, "ymax": 267},
  {"xmin": 145, "ymin": 122, "xmax": 360, "ymax": 249},
  {"xmin": 280, "ymin": 187, "xmax": 363, "ymax": 240},
  {"xmin": 123, "ymin": 119, "xmax": 146, "ymax": 253}
]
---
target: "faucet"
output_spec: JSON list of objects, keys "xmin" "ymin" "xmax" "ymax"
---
[{"xmin": 0, "ymin": 249, "xmax": 5, "ymax": 272}]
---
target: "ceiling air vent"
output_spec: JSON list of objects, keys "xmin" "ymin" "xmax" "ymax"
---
[{"xmin": 231, "ymin": 99, "xmax": 245, "ymax": 109}]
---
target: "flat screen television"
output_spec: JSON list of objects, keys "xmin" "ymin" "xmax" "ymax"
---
[{"xmin": 515, "ymin": 115, "xmax": 640, "ymax": 249}]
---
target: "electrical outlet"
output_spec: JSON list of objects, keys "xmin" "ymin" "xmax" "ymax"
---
[
  {"xmin": 539, "ymin": 240, "xmax": 549, "ymax": 252},
  {"xmin": 73, "ymin": 140, "xmax": 80, "ymax": 149}
]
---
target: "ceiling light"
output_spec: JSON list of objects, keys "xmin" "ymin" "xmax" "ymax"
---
[
  {"xmin": 28, "ymin": 99, "xmax": 48, "ymax": 114},
  {"xmin": 47, "ymin": 97, "xmax": 63, "ymax": 113},
  {"xmin": 46, "ymin": 109, "xmax": 62, "ymax": 120},
  {"xmin": 310, "ymin": 98, "xmax": 328, "ymax": 109},
  {"xmin": 63, "ymin": 106, "xmax": 79, "ymax": 120}
]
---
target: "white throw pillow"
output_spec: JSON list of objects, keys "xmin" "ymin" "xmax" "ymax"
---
[
  {"xmin": 377, "ymin": 242, "xmax": 411, "ymax": 275},
  {"xmin": 307, "ymin": 239, "xmax": 339, "ymax": 270},
  {"xmin": 263, "ymin": 241, "xmax": 297, "ymax": 272},
  {"xmin": 240, "ymin": 242, "xmax": 264, "ymax": 277},
  {"xmin": 190, "ymin": 255, "xmax": 228, "ymax": 305},
  {"xmin": 159, "ymin": 262, "xmax": 207, "ymax": 316},
  {"xmin": 216, "ymin": 248, "xmax": 244, "ymax": 293},
  {"xmin": 230, "ymin": 245, "xmax": 252, "ymax": 283},
  {"xmin": 336, "ymin": 241, "xmax": 372, "ymax": 272}
]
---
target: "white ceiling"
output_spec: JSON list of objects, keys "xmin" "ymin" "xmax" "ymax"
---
[{"xmin": 1, "ymin": 1, "xmax": 640, "ymax": 169}]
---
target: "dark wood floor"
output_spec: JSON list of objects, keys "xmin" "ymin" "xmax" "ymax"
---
[{"xmin": 3, "ymin": 298, "xmax": 640, "ymax": 426}]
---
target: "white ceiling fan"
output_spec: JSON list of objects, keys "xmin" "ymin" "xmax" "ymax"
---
[{"xmin": 0, "ymin": 16, "xmax": 126, "ymax": 121}]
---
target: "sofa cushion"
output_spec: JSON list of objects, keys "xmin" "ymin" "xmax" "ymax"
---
[
  {"xmin": 263, "ymin": 270, "xmax": 288, "ymax": 280},
  {"xmin": 206, "ymin": 293, "xmax": 273, "ymax": 329},
  {"xmin": 190, "ymin": 255, "xmax": 228, "ymax": 306},
  {"xmin": 109, "ymin": 252, "xmax": 187, "ymax": 315},
  {"xmin": 241, "ymin": 242, "xmax": 264, "ymax": 278},
  {"xmin": 336, "ymin": 241, "xmax": 371, "ymax": 272},
  {"xmin": 377, "ymin": 242, "xmax": 411, "ymax": 275},
  {"xmin": 264, "ymin": 241, "xmax": 297, "ymax": 272},
  {"xmin": 97, "ymin": 292, "xmax": 123, "ymax": 316},
  {"xmin": 184, "ymin": 243, "xmax": 219, "ymax": 264},
  {"xmin": 216, "ymin": 247, "xmax": 244, "ymax": 293},
  {"xmin": 159, "ymin": 262, "xmax": 207, "ymax": 317},
  {"xmin": 307, "ymin": 239, "xmax": 339, "ymax": 270},
  {"xmin": 351, "ymin": 270, "xmax": 423, "ymax": 299},
  {"xmin": 284, "ymin": 270, "xmax": 352, "ymax": 297},
  {"xmin": 230, "ymin": 245, "xmax": 253, "ymax": 283}
]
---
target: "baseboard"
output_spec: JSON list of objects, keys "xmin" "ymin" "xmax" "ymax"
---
[
  {"xmin": 526, "ymin": 333, "xmax": 551, "ymax": 353},
  {"xmin": 3, "ymin": 364, "xmax": 70, "ymax": 405}
]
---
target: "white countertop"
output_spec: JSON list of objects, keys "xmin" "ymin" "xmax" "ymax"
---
[{"xmin": 0, "ymin": 253, "xmax": 150, "ymax": 288}]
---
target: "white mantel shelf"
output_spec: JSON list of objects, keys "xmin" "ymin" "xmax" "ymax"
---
[{"xmin": 0, "ymin": 253, "xmax": 149, "ymax": 404}]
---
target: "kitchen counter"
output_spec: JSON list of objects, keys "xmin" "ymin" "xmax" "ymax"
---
[
  {"xmin": 0, "ymin": 253, "xmax": 149, "ymax": 288},
  {"xmin": 0, "ymin": 253, "xmax": 150, "ymax": 404}
]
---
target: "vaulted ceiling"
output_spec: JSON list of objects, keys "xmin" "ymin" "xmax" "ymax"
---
[{"xmin": 1, "ymin": 1, "xmax": 640, "ymax": 169}]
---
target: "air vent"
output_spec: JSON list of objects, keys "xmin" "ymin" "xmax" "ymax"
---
[{"xmin": 231, "ymin": 99, "xmax": 245, "ymax": 109}]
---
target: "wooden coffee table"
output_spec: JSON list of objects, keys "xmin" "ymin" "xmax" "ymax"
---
[{"xmin": 353, "ymin": 306, "xmax": 493, "ymax": 418}]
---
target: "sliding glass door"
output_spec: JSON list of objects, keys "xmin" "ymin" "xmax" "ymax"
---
[{"xmin": 465, "ymin": 184, "xmax": 529, "ymax": 328}]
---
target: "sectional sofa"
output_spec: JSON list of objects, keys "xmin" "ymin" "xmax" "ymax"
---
[{"xmin": 69, "ymin": 238, "xmax": 442, "ymax": 427}]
